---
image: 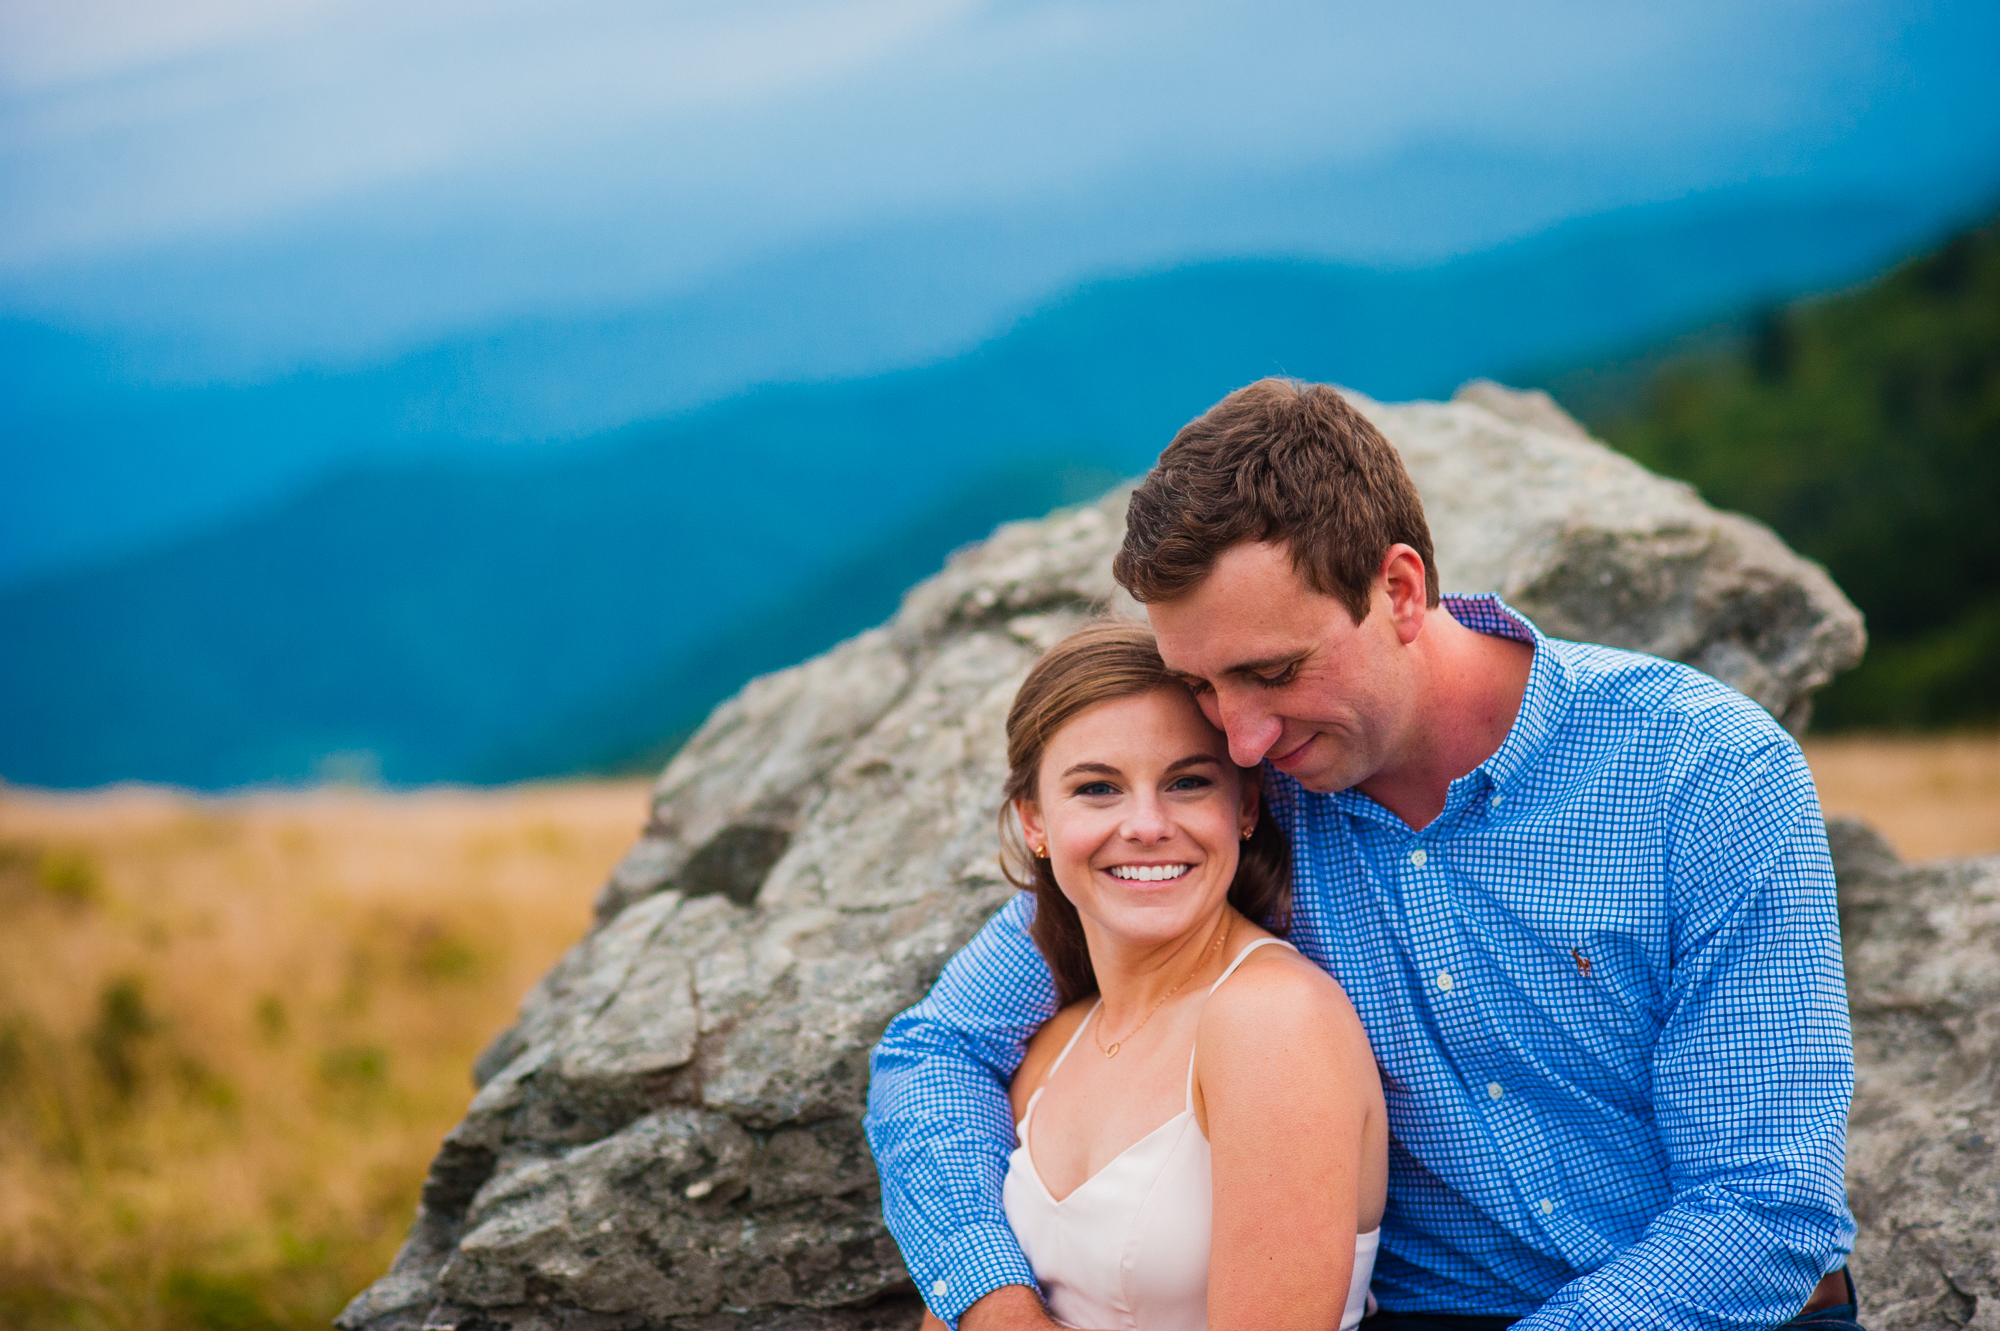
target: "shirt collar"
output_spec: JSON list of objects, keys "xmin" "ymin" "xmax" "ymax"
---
[
  {"xmin": 1307, "ymin": 593, "xmax": 1568, "ymax": 824},
  {"xmin": 1447, "ymin": 593, "xmax": 1567, "ymax": 799}
]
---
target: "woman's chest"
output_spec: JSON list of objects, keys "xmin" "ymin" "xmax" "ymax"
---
[{"xmin": 1026, "ymin": 1034, "xmax": 1198, "ymax": 1200}]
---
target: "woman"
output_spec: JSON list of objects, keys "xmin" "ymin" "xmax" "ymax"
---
[{"xmin": 923, "ymin": 620, "xmax": 1387, "ymax": 1331}]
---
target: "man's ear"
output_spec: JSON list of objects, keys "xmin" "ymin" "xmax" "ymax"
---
[
  {"xmin": 1015, "ymin": 797, "xmax": 1046, "ymax": 855},
  {"xmin": 1379, "ymin": 543, "xmax": 1429, "ymax": 646}
]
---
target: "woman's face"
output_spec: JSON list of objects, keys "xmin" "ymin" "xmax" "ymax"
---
[{"xmin": 1018, "ymin": 686, "xmax": 1259, "ymax": 950}]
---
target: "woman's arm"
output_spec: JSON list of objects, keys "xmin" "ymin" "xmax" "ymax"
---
[{"xmin": 1194, "ymin": 949, "xmax": 1387, "ymax": 1331}]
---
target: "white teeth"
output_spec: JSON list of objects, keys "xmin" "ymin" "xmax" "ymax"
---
[{"xmin": 1108, "ymin": 864, "xmax": 1191, "ymax": 882}]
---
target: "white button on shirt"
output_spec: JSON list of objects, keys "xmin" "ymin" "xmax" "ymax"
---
[
  {"xmin": 1436, "ymin": 971, "xmax": 1454, "ymax": 992},
  {"xmin": 1488, "ymin": 1082, "xmax": 1505, "ymax": 1100},
  {"xmin": 1410, "ymin": 848, "xmax": 1428, "ymax": 868}
]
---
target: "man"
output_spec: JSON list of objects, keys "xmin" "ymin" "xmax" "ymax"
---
[{"xmin": 866, "ymin": 379, "xmax": 1859, "ymax": 1330}]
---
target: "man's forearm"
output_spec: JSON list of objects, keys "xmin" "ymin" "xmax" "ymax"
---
[
  {"xmin": 1510, "ymin": 1186, "xmax": 1848, "ymax": 1331},
  {"xmin": 865, "ymin": 893, "xmax": 1057, "ymax": 1327}
]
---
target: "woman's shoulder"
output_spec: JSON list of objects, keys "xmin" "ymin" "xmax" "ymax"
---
[
  {"xmin": 1008, "ymin": 996, "xmax": 1096, "ymax": 1121},
  {"xmin": 1193, "ymin": 934, "xmax": 1380, "ymax": 1134},
  {"xmin": 1198, "ymin": 935, "xmax": 1364, "ymax": 1052}
]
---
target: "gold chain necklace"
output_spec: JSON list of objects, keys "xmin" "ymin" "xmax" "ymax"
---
[{"xmin": 1092, "ymin": 912, "xmax": 1233, "ymax": 1058}]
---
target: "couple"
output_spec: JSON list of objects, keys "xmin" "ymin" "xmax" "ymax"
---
[{"xmin": 866, "ymin": 380, "xmax": 1860, "ymax": 1331}]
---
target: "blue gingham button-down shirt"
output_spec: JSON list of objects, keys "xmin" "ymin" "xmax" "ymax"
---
[{"xmin": 866, "ymin": 595, "xmax": 1856, "ymax": 1329}]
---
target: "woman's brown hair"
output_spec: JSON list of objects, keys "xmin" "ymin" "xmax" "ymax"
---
[{"xmin": 999, "ymin": 618, "xmax": 1292, "ymax": 1007}]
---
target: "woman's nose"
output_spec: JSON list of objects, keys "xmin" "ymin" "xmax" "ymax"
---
[{"xmin": 1121, "ymin": 792, "xmax": 1173, "ymax": 842}]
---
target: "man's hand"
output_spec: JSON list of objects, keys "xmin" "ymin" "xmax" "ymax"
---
[{"xmin": 921, "ymin": 1283, "xmax": 1066, "ymax": 1331}]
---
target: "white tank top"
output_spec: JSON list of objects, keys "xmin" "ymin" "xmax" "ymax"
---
[{"xmin": 1002, "ymin": 937, "xmax": 1380, "ymax": 1330}]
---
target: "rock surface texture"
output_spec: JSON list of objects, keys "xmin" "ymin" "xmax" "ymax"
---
[
  {"xmin": 342, "ymin": 385, "xmax": 1881, "ymax": 1331},
  {"xmin": 1833, "ymin": 820, "xmax": 2000, "ymax": 1331}
]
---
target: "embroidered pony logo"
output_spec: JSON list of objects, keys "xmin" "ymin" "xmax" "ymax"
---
[{"xmin": 1571, "ymin": 948, "xmax": 1592, "ymax": 977}]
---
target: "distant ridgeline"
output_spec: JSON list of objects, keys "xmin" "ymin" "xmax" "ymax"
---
[
  {"xmin": 1543, "ymin": 212, "xmax": 2000, "ymax": 730},
  {"xmin": 0, "ymin": 195, "xmax": 1990, "ymax": 788}
]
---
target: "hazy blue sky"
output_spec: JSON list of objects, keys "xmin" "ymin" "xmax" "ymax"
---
[{"xmin": 6, "ymin": 0, "xmax": 1997, "ymax": 377}]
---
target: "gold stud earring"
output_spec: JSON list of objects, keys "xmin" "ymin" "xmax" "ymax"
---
[
  {"xmin": 1033, "ymin": 844, "xmax": 1047, "ymax": 858},
  {"xmin": 1241, "ymin": 826, "xmax": 1254, "ymax": 841}
]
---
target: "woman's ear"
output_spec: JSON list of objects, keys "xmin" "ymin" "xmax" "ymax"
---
[
  {"xmin": 1237, "ymin": 766, "xmax": 1262, "ymax": 838},
  {"xmin": 1015, "ymin": 797, "xmax": 1047, "ymax": 858}
]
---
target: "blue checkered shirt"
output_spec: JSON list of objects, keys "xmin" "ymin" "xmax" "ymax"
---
[{"xmin": 866, "ymin": 595, "xmax": 1856, "ymax": 1329}]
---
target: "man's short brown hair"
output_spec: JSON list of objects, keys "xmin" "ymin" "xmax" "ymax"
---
[{"xmin": 1112, "ymin": 378, "xmax": 1440, "ymax": 622}]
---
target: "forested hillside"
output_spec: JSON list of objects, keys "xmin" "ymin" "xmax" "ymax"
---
[{"xmin": 1552, "ymin": 213, "xmax": 1999, "ymax": 729}]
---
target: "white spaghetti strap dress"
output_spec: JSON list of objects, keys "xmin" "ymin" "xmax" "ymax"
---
[{"xmin": 1001, "ymin": 937, "xmax": 1380, "ymax": 1330}]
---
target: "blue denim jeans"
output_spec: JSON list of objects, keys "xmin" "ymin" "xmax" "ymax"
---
[{"xmin": 1359, "ymin": 1270, "xmax": 1865, "ymax": 1331}]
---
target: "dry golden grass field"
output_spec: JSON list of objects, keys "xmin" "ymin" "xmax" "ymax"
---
[
  {"xmin": 1803, "ymin": 732, "xmax": 2000, "ymax": 861},
  {"xmin": 0, "ymin": 734, "xmax": 1995, "ymax": 1331},
  {"xmin": 0, "ymin": 780, "xmax": 651, "ymax": 1331}
]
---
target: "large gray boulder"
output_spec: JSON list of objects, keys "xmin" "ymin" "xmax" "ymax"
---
[
  {"xmin": 341, "ymin": 385, "xmax": 1872, "ymax": 1331},
  {"xmin": 1833, "ymin": 820, "xmax": 2000, "ymax": 1331}
]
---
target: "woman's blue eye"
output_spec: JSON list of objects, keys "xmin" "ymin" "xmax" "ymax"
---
[
  {"xmin": 1076, "ymin": 781, "xmax": 1117, "ymax": 797},
  {"xmin": 1167, "ymin": 775, "xmax": 1212, "ymax": 792}
]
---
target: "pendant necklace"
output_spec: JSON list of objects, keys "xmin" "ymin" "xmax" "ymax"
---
[{"xmin": 1092, "ymin": 912, "xmax": 1233, "ymax": 1058}]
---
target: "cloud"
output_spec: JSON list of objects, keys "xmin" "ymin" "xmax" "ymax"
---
[
  {"xmin": 2, "ymin": 0, "xmax": 1994, "ymax": 367},
  {"xmin": 0, "ymin": 3, "xmax": 1894, "ymax": 259},
  {"xmin": 0, "ymin": 0, "xmax": 971, "ymax": 264}
]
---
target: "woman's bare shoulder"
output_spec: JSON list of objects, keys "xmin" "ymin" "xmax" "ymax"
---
[
  {"xmin": 1008, "ymin": 997, "xmax": 1096, "ymax": 1121},
  {"xmin": 1192, "ymin": 940, "xmax": 1381, "ymax": 1143},
  {"xmin": 1198, "ymin": 942, "xmax": 1369, "ymax": 1064}
]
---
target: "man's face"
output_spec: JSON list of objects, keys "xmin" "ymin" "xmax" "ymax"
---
[{"xmin": 1146, "ymin": 541, "xmax": 1417, "ymax": 795}]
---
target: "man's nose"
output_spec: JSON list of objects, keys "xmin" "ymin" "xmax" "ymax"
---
[{"xmin": 1216, "ymin": 690, "xmax": 1284, "ymax": 767}]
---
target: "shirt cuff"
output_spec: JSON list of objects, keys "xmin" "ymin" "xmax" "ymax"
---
[{"xmin": 924, "ymin": 1220, "xmax": 1042, "ymax": 1329}]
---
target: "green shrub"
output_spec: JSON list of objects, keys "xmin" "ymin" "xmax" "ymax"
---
[
  {"xmin": 163, "ymin": 1269, "xmax": 285, "ymax": 1331},
  {"xmin": 317, "ymin": 1043, "xmax": 388, "ymax": 1090},
  {"xmin": 36, "ymin": 849, "xmax": 102, "ymax": 904},
  {"xmin": 88, "ymin": 976, "xmax": 156, "ymax": 1101}
]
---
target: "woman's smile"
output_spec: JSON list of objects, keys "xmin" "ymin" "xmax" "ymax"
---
[{"xmin": 1105, "ymin": 863, "xmax": 1193, "ymax": 882}]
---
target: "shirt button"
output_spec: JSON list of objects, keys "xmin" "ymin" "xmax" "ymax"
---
[
  {"xmin": 1540, "ymin": 1199, "xmax": 1556, "ymax": 1215},
  {"xmin": 1409, "ymin": 848, "xmax": 1428, "ymax": 868},
  {"xmin": 1487, "ymin": 1082, "xmax": 1504, "ymax": 1100},
  {"xmin": 1436, "ymin": 970, "xmax": 1454, "ymax": 992},
  {"xmin": 1490, "ymin": 793, "xmax": 1505, "ymax": 809},
  {"xmin": 932, "ymin": 1279, "xmax": 949, "ymax": 1297}
]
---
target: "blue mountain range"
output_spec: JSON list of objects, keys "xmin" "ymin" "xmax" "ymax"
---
[{"xmin": 0, "ymin": 186, "xmax": 1987, "ymax": 788}]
